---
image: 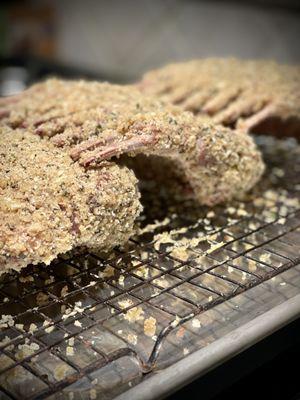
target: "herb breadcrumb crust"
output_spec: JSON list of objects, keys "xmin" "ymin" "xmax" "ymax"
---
[
  {"xmin": 0, "ymin": 80, "xmax": 264, "ymax": 273},
  {"xmin": 138, "ymin": 58, "xmax": 300, "ymax": 137},
  {"xmin": 0, "ymin": 79, "xmax": 264, "ymax": 205},
  {"xmin": 0, "ymin": 128, "xmax": 142, "ymax": 274}
]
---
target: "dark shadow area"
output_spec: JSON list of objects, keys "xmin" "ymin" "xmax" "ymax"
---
[{"xmin": 167, "ymin": 317, "xmax": 300, "ymax": 400}]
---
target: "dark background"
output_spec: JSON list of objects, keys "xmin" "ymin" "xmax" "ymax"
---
[
  {"xmin": 167, "ymin": 317, "xmax": 300, "ymax": 400},
  {"xmin": 0, "ymin": 0, "xmax": 300, "ymax": 96}
]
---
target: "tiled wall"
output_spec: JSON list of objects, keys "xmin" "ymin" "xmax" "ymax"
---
[{"xmin": 54, "ymin": 0, "xmax": 300, "ymax": 80}]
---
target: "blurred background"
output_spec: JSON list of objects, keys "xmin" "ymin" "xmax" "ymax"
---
[{"xmin": 0, "ymin": 0, "xmax": 299, "ymax": 95}]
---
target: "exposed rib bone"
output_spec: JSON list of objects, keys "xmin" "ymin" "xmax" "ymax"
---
[
  {"xmin": 70, "ymin": 133, "xmax": 121, "ymax": 160},
  {"xmin": 80, "ymin": 135, "xmax": 156, "ymax": 167},
  {"xmin": 213, "ymin": 96, "xmax": 267, "ymax": 125},
  {"xmin": 203, "ymin": 87, "xmax": 241, "ymax": 114},
  {"xmin": 237, "ymin": 103, "xmax": 277, "ymax": 131},
  {"xmin": 181, "ymin": 89, "xmax": 217, "ymax": 113}
]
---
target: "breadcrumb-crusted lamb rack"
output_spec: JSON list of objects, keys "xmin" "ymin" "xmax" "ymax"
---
[
  {"xmin": 0, "ymin": 128, "xmax": 142, "ymax": 274},
  {"xmin": 0, "ymin": 79, "xmax": 264, "ymax": 206},
  {"xmin": 138, "ymin": 58, "xmax": 300, "ymax": 137}
]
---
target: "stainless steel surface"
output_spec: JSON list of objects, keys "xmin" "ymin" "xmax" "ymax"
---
[
  {"xmin": 116, "ymin": 292, "xmax": 300, "ymax": 400},
  {"xmin": 0, "ymin": 135, "xmax": 299, "ymax": 400}
]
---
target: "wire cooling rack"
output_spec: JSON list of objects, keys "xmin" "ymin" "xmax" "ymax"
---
[{"xmin": 0, "ymin": 136, "xmax": 299, "ymax": 400}]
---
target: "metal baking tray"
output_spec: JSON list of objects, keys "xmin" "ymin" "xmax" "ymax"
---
[{"xmin": 0, "ymin": 135, "xmax": 299, "ymax": 400}]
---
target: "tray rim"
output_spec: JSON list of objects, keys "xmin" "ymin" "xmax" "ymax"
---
[{"xmin": 115, "ymin": 270, "xmax": 300, "ymax": 400}]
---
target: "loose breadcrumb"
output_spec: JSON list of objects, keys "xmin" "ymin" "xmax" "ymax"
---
[
  {"xmin": 127, "ymin": 333, "xmax": 138, "ymax": 345},
  {"xmin": 259, "ymin": 254, "xmax": 271, "ymax": 263},
  {"xmin": 45, "ymin": 326, "xmax": 55, "ymax": 333},
  {"xmin": 124, "ymin": 306, "xmax": 144, "ymax": 322},
  {"xmin": 192, "ymin": 318, "xmax": 201, "ymax": 328},
  {"xmin": 144, "ymin": 317, "xmax": 157, "ymax": 337},
  {"xmin": 66, "ymin": 346, "xmax": 74, "ymax": 356}
]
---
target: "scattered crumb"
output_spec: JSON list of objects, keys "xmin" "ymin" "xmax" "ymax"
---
[
  {"xmin": 61, "ymin": 285, "xmax": 69, "ymax": 297},
  {"xmin": 170, "ymin": 246, "xmax": 189, "ymax": 261},
  {"xmin": 135, "ymin": 266, "xmax": 149, "ymax": 279},
  {"xmin": 118, "ymin": 299, "xmax": 134, "ymax": 309},
  {"xmin": 264, "ymin": 190, "xmax": 278, "ymax": 201},
  {"xmin": 99, "ymin": 265, "xmax": 115, "ymax": 279},
  {"xmin": 237, "ymin": 209, "xmax": 248, "ymax": 217},
  {"xmin": 54, "ymin": 364, "xmax": 70, "ymax": 381},
  {"xmin": 138, "ymin": 216, "xmax": 171, "ymax": 235},
  {"xmin": 249, "ymin": 222, "xmax": 258, "ymax": 230},
  {"xmin": 45, "ymin": 276, "xmax": 55, "ymax": 285},
  {"xmin": 278, "ymin": 218, "xmax": 286, "ymax": 225},
  {"xmin": 206, "ymin": 242, "xmax": 225, "ymax": 254},
  {"xmin": 131, "ymin": 260, "xmax": 141, "ymax": 267},
  {"xmin": 74, "ymin": 320, "xmax": 82, "ymax": 327},
  {"xmin": 144, "ymin": 317, "xmax": 157, "ymax": 337},
  {"xmin": 0, "ymin": 314, "xmax": 14, "ymax": 329},
  {"xmin": 259, "ymin": 254, "xmax": 271, "ymax": 263},
  {"xmin": 62, "ymin": 305, "xmax": 83, "ymax": 321},
  {"xmin": 118, "ymin": 275, "xmax": 125, "ymax": 286},
  {"xmin": 15, "ymin": 323, "xmax": 24, "ymax": 331},
  {"xmin": 192, "ymin": 319, "xmax": 201, "ymax": 328},
  {"xmin": 90, "ymin": 389, "xmax": 97, "ymax": 400},
  {"xmin": 207, "ymin": 211, "xmax": 215, "ymax": 218},
  {"xmin": 279, "ymin": 205, "xmax": 288, "ymax": 216},
  {"xmin": 16, "ymin": 342, "xmax": 39, "ymax": 360},
  {"xmin": 66, "ymin": 346, "xmax": 74, "ymax": 356},
  {"xmin": 19, "ymin": 276, "xmax": 34, "ymax": 283},
  {"xmin": 124, "ymin": 306, "xmax": 144, "ymax": 322},
  {"xmin": 127, "ymin": 333, "xmax": 138, "ymax": 345},
  {"xmin": 141, "ymin": 251, "xmax": 149, "ymax": 261},
  {"xmin": 152, "ymin": 277, "xmax": 169, "ymax": 289},
  {"xmin": 248, "ymin": 260, "xmax": 257, "ymax": 272},
  {"xmin": 183, "ymin": 348, "xmax": 189, "ymax": 356},
  {"xmin": 36, "ymin": 292, "xmax": 49, "ymax": 306},
  {"xmin": 154, "ymin": 231, "xmax": 175, "ymax": 250},
  {"xmin": 171, "ymin": 315, "xmax": 181, "ymax": 328},
  {"xmin": 227, "ymin": 207, "xmax": 236, "ymax": 215},
  {"xmin": 29, "ymin": 323, "xmax": 37, "ymax": 333},
  {"xmin": 45, "ymin": 326, "xmax": 55, "ymax": 333},
  {"xmin": 272, "ymin": 167, "xmax": 284, "ymax": 177}
]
